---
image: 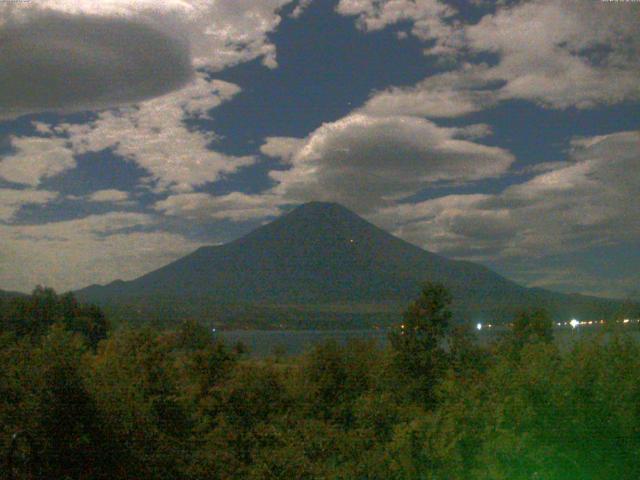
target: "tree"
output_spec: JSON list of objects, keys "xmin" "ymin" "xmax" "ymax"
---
[
  {"xmin": 511, "ymin": 308, "xmax": 554, "ymax": 347},
  {"xmin": 0, "ymin": 288, "xmax": 108, "ymax": 348},
  {"xmin": 388, "ymin": 282, "xmax": 452, "ymax": 404}
]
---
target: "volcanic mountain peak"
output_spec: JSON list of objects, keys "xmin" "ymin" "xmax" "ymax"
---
[
  {"xmin": 75, "ymin": 201, "xmax": 629, "ymax": 325},
  {"xmin": 236, "ymin": 201, "xmax": 381, "ymax": 243}
]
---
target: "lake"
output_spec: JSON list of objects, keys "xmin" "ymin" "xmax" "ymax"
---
[{"xmin": 215, "ymin": 326, "xmax": 640, "ymax": 357}]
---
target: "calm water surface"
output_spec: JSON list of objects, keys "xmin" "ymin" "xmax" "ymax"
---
[{"xmin": 216, "ymin": 327, "xmax": 640, "ymax": 357}]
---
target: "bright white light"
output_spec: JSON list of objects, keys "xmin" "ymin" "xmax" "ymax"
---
[
  {"xmin": 623, "ymin": 319, "xmax": 630, "ymax": 324},
  {"xmin": 570, "ymin": 319, "xmax": 579, "ymax": 329},
  {"xmin": 557, "ymin": 323, "xmax": 561, "ymax": 327},
  {"xmin": 476, "ymin": 323, "xmax": 482, "ymax": 331},
  {"xmin": 211, "ymin": 328, "xmax": 216, "ymax": 333}
]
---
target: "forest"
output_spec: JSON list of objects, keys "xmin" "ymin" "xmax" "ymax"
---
[{"xmin": 1, "ymin": 285, "xmax": 640, "ymax": 479}]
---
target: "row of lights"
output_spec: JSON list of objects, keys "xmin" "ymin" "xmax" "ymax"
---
[
  {"xmin": 476, "ymin": 323, "xmax": 493, "ymax": 331},
  {"xmin": 473, "ymin": 319, "xmax": 640, "ymax": 331},
  {"xmin": 566, "ymin": 318, "xmax": 639, "ymax": 329},
  {"xmin": 399, "ymin": 323, "xmax": 496, "ymax": 331}
]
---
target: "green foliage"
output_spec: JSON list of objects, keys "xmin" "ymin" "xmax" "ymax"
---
[
  {"xmin": 388, "ymin": 281, "xmax": 452, "ymax": 404},
  {"xmin": 0, "ymin": 286, "xmax": 108, "ymax": 347},
  {"xmin": 2, "ymin": 286, "xmax": 640, "ymax": 479},
  {"xmin": 512, "ymin": 307, "xmax": 554, "ymax": 346},
  {"xmin": 0, "ymin": 325, "xmax": 120, "ymax": 479}
]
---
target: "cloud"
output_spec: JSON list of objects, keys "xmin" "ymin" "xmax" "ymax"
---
[
  {"xmin": 0, "ymin": 12, "xmax": 193, "ymax": 120},
  {"xmin": 493, "ymin": 261, "xmax": 640, "ymax": 301},
  {"xmin": 465, "ymin": 0, "xmax": 640, "ymax": 109},
  {"xmin": 0, "ymin": 136, "xmax": 75, "ymax": 186},
  {"xmin": 155, "ymin": 192, "xmax": 284, "ymax": 221},
  {"xmin": 0, "ymin": 0, "xmax": 297, "ymax": 119},
  {"xmin": 0, "ymin": 212, "xmax": 202, "ymax": 292},
  {"xmin": 290, "ymin": 0, "xmax": 313, "ymax": 18},
  {"xmin": 372, "ymin": 130, "xmax": 640, "ymax": 261},
  {"xmin": 168, "ymin": 0, "xmax": 295, "ymax": 70},
  {"xmin": 353, "ymin": 0, "xmax": 640, "ymax": 118},
  {"xmin": 361, "ymin": 64, "xmax": 498, "ymax": 118},
  {"xmin": 267, "ymin": 113, "xmax": 514, "ymax": 211},
  {"xmin": 0, "ymin": 188, "xmax": 58, "ymax": 222},
  {"xmin": 336, "ymin": 0, "xmax": 460, "ymax": 55},
  {"xmin": 260, "ymin": 136, "xmax": 306, "ymax": 162},
  {"xmin": 87, "ymin": 190, "xmax": 130, "ymax": 204},
  {"xmin": 46, "ymin": 73, "xmax": 254, "ymax": 193},
  {"xmin": 371, "ymin": 194, "xmax": 514, "ymax": 261}
]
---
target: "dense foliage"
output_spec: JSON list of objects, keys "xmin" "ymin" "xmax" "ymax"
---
[{"xmin": 2, "ymin": 285, "xmax": 640, "ymax": 479}]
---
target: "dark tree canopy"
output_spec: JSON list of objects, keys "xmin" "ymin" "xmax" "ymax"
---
[
  {"xmin": 388, "ymin": 282, "xmax": 453, "ymax": 404},
  {"xmin": 2, "ymin": 286, "xmax": 640, "ymax": 479},
  {"xmin": 0, "ymin": 286, "xmax": 108, "ymax": 347},
  {"xmin": 512, "ymin": 307, "xmax": 554, "ymax": 346}
]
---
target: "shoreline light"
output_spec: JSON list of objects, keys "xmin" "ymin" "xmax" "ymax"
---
[{"xmin": 570, "ymin": 319, "xmax": 579, "ymax": 329}]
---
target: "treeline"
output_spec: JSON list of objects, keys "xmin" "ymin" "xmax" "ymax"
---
[{"xmin": 1, "ymin": 284, "xmax": 640, "ymax": 479}]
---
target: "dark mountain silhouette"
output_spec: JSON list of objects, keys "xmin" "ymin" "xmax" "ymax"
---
[
  {"xmin": 0, "ymin": 289, "xmax": 26, "ymax": 300},
  {"xmin": 76, "ymin": 202, "xmax": 630, "ymax": 327}
]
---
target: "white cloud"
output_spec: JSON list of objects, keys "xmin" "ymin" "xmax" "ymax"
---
[
  {"xmin": 372, "ymin": 130, "xmax": 640, "ymax": 261},
  {"xmin": 336, "ymin": 0, "xmax": 460, "ymax": 55},
  {"xmin": 168, "ymin": 0, "xmax": 295, "ymax": 70},
  {"xmin": 260, "ymin": 136, "xmax": 306, "ymax": 163},
  {"xmin": 155, "ymin": 192, "xmax": 284, "ymax": 221},
  {"xmin": 0, "ymin": 136, "xmax": 76, "ymax": 186},
  {"xmin": 7, "ymin": 1, "xmax": 294, "ymax": 70},
  {"xmin": 267, "ymin": 113, "xmax": 514, "ymax": 211},
  {"xmin": 371, "ymin": 194, "xmax": 515, "ymax": 260},
  {"xmin": 465, "ymin": 0, "xmax": 640, "ymax": 109},
  {"xmin": 0, "ymin": 188, "xmax": 58, "ymax": 222},
  {"xmin": 290, "ymin": 0, "xmax": 313, "ymax": 18},
  {"xmin": 351, "ymin": 0, "xmax": 640, "ymax": 119},
  {"xmin": 0, "ymin": 212, "xmax": 202, "ymax": 292},
  {"xmin": 87, "ymin": 190, "xmax": 130, "ymax": 204},
  {"xmin": 361, "ymin": 64, "xmax": 498, "ymax": 118},
  {"xmin": 0, "ymin": 0, "xmax": 297, "ymax": 119},
  {"xmin": 49, "ymin": 73, "xmax": 254, "ymax": 193}
]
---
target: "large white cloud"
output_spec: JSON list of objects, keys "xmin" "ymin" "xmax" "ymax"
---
[
  {"xmin": 0, "ymin": 0, "xmax": 296, "ymax": 119},
  {"xmin": 265, "ymin": 113, "xmax": 514, "ymax": 211},
  {"xmin": 372, "ymin": 130, "xmax": 640, "ymax": 260},
  {"xmin": 466, "ymin": 0, "xmax": 640, "ymax": 109},
  {"xmin": 350, "ymin": 0, "xmax": 640, "ymax": 117},
  {"xmin": 0, "ymin": 212, "xmax": 202, "ymax": 292}
]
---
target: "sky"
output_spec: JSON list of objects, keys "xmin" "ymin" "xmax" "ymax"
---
[{"xmin": 0, "ymin": 0, "xmax": 638, "ymax": 299}]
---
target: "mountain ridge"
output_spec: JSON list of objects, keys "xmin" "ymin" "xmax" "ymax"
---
[{"xmin": 76, "ymin": 202, "xmax": 632, "ymax": 327}]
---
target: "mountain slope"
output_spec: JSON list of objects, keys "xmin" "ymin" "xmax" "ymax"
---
[
  {"xmin": 76, "ymin": 202, "xmax": 629, "ymax": 326},
  {"xmin": 0, "ymin": 289, "xmax": 26, "ymax": 300}
]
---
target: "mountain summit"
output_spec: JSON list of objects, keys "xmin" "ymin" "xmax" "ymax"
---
[{"xmin": 76, "ymin": 202, "xmax": 626, "ymax": 326}]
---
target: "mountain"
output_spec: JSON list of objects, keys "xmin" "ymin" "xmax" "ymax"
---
[
  {"xmin": 76, "ymin": 202, "xmax": 630, "ymax": 327},
  {"xmin": 0, "ymin": 289, "xmax": 26, "ymax": 300}
]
